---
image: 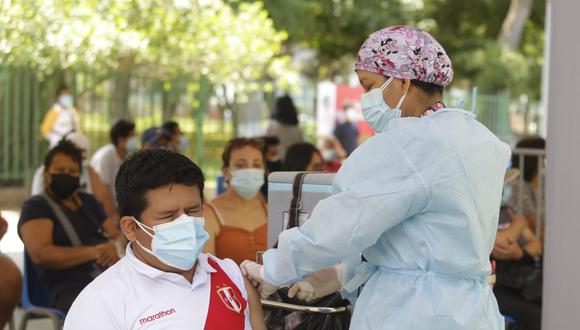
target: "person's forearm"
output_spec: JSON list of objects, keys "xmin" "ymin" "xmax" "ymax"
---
[
  {"xmin": 32, "ymin": 245, "xmax": 97, "ymax": 270},
  {"xmin": 523, "ymin": 239, "xmax": 542, "ymax": 259},
  {"xmin": 504, "ymin": 219, "xmax": 527, "ymax": 241}
]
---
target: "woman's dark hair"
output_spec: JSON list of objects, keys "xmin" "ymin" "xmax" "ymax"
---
[
  {"xmin": 115, "ymin": 149, "xmax": 205, "ymax": 219},
  {"xmin": 111, "ymin": 119, "xmax": 136, "ymax": 146},
  {"xmin": 272, "ymin": 95, "xmax": 299, "ymax": 126},
  {"xmin": 411, "ymin": 79, "xmax": 444, "ymax": 95},
  {"xmin": 511, "ymin": 137, "xmax": 546, "ymax": 182},
  {"xmin": 284, "ymin": 143, "xmax": 321, "ymax": 171},
  {"xmin": 43, "ymin": 140, "xmax": 83, "ymax": 173},
  {"xmin": 221, "ymin": 138, "xmax": 265, "ymax": 168}
]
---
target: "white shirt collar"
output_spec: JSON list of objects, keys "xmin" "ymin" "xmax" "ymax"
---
[{"xmin": 124, "ymin": 242, "xmax": 216, "ymax": 289}]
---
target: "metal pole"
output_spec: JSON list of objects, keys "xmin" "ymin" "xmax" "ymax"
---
[
  {"xmin": 536, "ymin": 155, "xmax": 544, "ymax": 238},
  {"xmin": 32, "ymin": 71, "xmax": 40, "ymax": 169},
  {"xmin": 2, "ymin": 67, "xmax": 10, "ymax": 181},
  {"xmin": 543, "ymin": 0, "xmax": 580, "ymax": 328},
  {"xmin": 23, "ymin": 69, "xmax": 31, "ymax": 185},
  {"xmin": 13, "ymin": 68, "xmax": 21, "ymax": 181}
]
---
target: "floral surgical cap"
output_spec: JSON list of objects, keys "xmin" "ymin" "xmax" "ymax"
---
[{"xmin": 355, "ymin": 25, "xmax": 454, "ymax": 87}]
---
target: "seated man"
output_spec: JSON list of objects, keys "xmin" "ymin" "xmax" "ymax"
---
[
  {"xmin": 19, "ymin": 140, "xmax": 121, "ymax": 313},
  {"xmin": 64, "ymin": 149, "xmax": 265, "ymax": 329}
]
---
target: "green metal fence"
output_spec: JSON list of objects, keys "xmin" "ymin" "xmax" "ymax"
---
[
  {"xmin": 0, "ymin": 66, "xmax": 234, "ymax": 186},
  {"xmin": 0, "ymin": 64, "xmax": 530, "ymax": 187}
]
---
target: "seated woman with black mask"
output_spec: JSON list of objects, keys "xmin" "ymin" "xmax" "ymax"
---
[{"xmin": 18, "ymin": 140, "xmax": 122, "ymax": 313}]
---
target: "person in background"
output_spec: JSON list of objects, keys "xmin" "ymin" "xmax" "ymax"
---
[
  {"xmin": 259, "ymin": 136, "xmax": 282, "ymax": 201},
  {"xmin": 141, "ymin": 127, "xmax": 172, "ymax": 150},
  {"xmin": 493, "ymin": 169, "xmax": 543, "ymax": 330},
  {"xmin": 41, "ymin": 85, "xmax": 81, "ymax": 148},
  {"xmin": 508, "ymin": 137, "xmax": 546, "ymax": 236},
  {"xmin": 262, "ymin": 136, "xmax": 283, "ymax": 173},
  {"xmin": 91, "ymin": 120, "xmax": 137, "ymax": 202},
  {"xmin": 333, "ymin": 104, "xmax": 360, "ymax": 156},
  {"xmin": 203, "ymin": 138, "xmax": 268, "ymax": 265},
  {"xmin": 283, "ymin": 143, "xmax": 324, "ymax": 172},
  {"xmin": 19, "ymin": 141, "xmax": 122, "ymax": 312},
  {"xmin": 0, "ymin": 211, "xmax": 22, "ymax": 329},
  {"xmin": 266, "ymin": 95, "xmax": 304, "ymax": 159},
  {"xmin": 64, "ymin": 149, "xmax": 265, "ymax": 330},
  {"xmin": 32, "ymin": 132, "xmax": 119, "ymax": 226},
  {"xmin": 163, "ymin": 121, "xmax": 188, "ymax": 153},
  {"xmin": 319, "ymin": 137, "xmax": 346, "ymax": 173}
]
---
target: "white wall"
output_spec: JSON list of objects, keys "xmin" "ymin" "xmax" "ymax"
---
[{"xmin": 542, "ymin": 1, "xmax": 580, "ymax": 329}]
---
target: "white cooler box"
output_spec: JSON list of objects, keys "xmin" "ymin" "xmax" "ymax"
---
[{"xmin": 267, "ymin": 172, "xmax": 336, "ymax": 248}]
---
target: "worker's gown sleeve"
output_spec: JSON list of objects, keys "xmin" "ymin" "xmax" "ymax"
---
[{"xmin": 262, "ymin": 132, "xmax": 429, "ymax": 285}]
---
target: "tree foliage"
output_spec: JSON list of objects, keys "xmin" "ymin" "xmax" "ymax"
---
[
  {"xmin": 0, "ymin": 0, "xmax": 289, "ymax": 91},
  {"xmin": 258, "ymin": 0, "xmax": 545, "ymax": 97}
]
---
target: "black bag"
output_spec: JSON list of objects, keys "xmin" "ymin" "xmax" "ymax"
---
[
  {"xmin": 264, "ymin": 288, "xmax": 351, "ymax": 330},
  {"xmin": 495, "ymin": 253, "xmax": 542, "ymax": 302},
  {"xmin": 264, "ymin": 173, "xmax": 351, "ymax": 330}
]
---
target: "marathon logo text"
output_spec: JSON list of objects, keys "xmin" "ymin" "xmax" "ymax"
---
[{"xmin": 139, "ymin": 308, "xmax": 176, "ymax": 325}]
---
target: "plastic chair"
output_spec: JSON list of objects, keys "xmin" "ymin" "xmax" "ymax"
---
[
  {"xmin": 504, "ymin": 314, "xmax": 517, "ymax": 329},
  {"xmin": 18, "ymin": 252, "xmax": 65, "ymax": 330},
  {"xmin": 216, "ymin": 175, "xmax": 227, "ymax": 195},
  {"xmin": 8, "ymin": 315, "xmax": 15, "ymax": 330}
]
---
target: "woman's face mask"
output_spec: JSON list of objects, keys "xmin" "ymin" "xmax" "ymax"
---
[
  {"xmin": 59, "ymin": 94, "xmax": 74, "ymax": 108},
  {"xmin": 126, "ymin": 136, "xmax": 139, "ymax": 153},
  {"xmin": 49, "ymin": 173, "xmax": 80, "ymax": 199},
  {"xmin": 360, "ymin": 77, "xmax": 407, "ymax": 133},
  {"xmin": 133, "ymin": 214, "xmax": 209, "ymax": 271},
  {"xmin": 230, "ymin": 168, "xmax": 265, "ymax": 200}
]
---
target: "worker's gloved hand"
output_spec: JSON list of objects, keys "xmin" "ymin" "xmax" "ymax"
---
[
  {"xmin": 287, "ymin": 264, "xmax": 347, "ymax": 302},
  {"xmin": 240, "ymin": 260, "xmax": 280, "ymax": 298}
]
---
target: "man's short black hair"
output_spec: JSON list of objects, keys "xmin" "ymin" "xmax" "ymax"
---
[
  {"xmin": 262, "ymin": 136, "xmax": 280, "ymax": 147},
  {"xmin": 162, "ymin": 121, "xmax": 180, "ymax": 136},
  {"xmin": 43, "ymin": 140, "xmax": 83, "ymax": 173},
  {"xmin": 111, "ymin": 119, "xmax": 136, "ymax": 146},
  {"xmin": 115, "ymin": 149, "xmax": 205, "ymax": 220}
]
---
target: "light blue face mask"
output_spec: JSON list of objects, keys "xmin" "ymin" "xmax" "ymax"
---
[
  {"xmin": 230, "ymin": 168, "xmax": 265, "ymax": 199},
  {"xmin": 59, "ymin": 95, "xmax": 74, "ymax": 108},
  {"xmin": 360, "ymin": 77, "xmax": 407, "ymax": 132},
  {"xmin": 501, "ymin": 184, "xmax": 513, "ymax": 206},
  {"xmin": 126, "ymin": 136, "xmax": 138, "ymax": 153},
  {"xmin": 179, "ymin": 136, "xmax": 189, "ymax": 151},
  {"xmin": 133, "ymin": 214, "xmax": 209, "ymax": 270}
]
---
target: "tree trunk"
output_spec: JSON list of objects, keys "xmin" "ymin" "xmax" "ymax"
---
[{"xmin": 497, "ymin": 0, "xmax": 534, "ymax": 50}]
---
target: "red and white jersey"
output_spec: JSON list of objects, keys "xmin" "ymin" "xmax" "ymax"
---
[{"xmin": 64, "ymin": 244, "xmax": 251, "ymax": 329}]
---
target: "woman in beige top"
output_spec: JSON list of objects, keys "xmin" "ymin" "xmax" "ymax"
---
[
  {"xmin": 266, "ymin": 95, "xmax": 303, "ymax": 159},
  {"xmin": 204, "ymin": 138, "xmax": 268, "ymax": 265}
]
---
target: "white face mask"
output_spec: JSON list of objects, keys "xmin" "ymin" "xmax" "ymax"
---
[
  {"xmin": 126, "ymin": 136, "xmax": 138, "ymax": 153},
  {"xmin": 230, "ymin": 168, "xmax": 265, "ymax": 200},
  {"xmin": 360, "ymin": 77, "xmax": 407, "ymax": 132},
  {"xmin": 133, "ymin": 214, "xmax": 209, "ymax": 271}
]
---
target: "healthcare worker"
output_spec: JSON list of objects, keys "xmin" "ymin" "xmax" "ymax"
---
[{"xmin": 242, "ymin": 25, "xmax": 510, "ymax": 329}]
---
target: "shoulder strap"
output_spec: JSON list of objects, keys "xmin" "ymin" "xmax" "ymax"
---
[
  {"xmin": 273, "ymin": 173, "xmax": 307, "ymax": 249},
  {"xmin": 206, "ymin": 202, "xmax": 225, "ymax": 227},
  {"xmin": 40, "ymin": 192, "xmax": 83, "ymax": 247},
  {"xmin": 287, "ymin": 173, "xmax": 307, "ymax": 229}
]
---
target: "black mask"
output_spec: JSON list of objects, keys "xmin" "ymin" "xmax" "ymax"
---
[{"xmin": 49, "ymin": 174, "xmax": 80, "ymax": 199}]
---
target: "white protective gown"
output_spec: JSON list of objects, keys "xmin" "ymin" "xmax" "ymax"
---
[{"xmin": 262, "ymin": 108, "xmax": 510, "ymax": 329}]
